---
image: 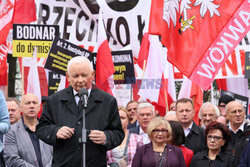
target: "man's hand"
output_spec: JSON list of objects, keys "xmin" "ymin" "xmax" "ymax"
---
[
  {"xmin": 89, "ymin": 130, "xmax": 106, "ymax": 144},
  {"xmin": 56, "ymin": 126, "xmax": 74, "ymax": 139}
]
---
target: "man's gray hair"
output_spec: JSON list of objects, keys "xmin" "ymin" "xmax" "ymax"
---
[
  {"xmin": 137, "ymin": 101, "xmax": 155, "ymax": 116},
  {"xmin": 198, "ymin": 102, "xmax": 220, "ymax": 119},
  {"xmin": 67, "ymin": 56, "xmax": 93, "ymax": 73}
]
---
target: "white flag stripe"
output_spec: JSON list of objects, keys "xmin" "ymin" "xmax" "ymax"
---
[
  {"xmin": 27, "ymin": 47, "xmax": 41, "ymax": 103},
  {"xmin": 138, "ymin": 35, "xmax": 165, "ymax": 102}
]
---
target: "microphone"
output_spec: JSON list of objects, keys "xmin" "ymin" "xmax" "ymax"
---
[{"xmin": 78, "ymin": 88, "xmax": 88, "ymax": 108}]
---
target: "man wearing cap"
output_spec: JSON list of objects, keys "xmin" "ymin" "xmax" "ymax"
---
[{"xmin": 218, "ymin": 94, "xmax": 234, "ymax": 116}]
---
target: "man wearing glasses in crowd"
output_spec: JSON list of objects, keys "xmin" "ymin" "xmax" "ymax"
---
[{"xmin": 225, "ymin": 101, "xmax": 250, "ymax": 167}]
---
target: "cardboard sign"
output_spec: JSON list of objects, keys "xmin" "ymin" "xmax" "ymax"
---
[
  {"xmin": 93, "ymin": 50, "xmax": 136, "ymax": 84},
  {"xmin": 48, "ymin": 72, "xmax": 62, "ymax": 96},
  {"xmin": 221, "ymin": 89, "xmax": 249, "ymax": 115},
  {"xmin": 245, "ymin": 52, "xmax": 250, "ymax": 79},
  {"xmin": 13, "ymin": 24, "xmax": 59, "ymax": 57},
  {"xmin": 44, "ymin": 37, "xmax": 92, "ymax": 75}
]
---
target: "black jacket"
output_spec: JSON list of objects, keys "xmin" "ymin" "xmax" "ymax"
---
[
  {"xmin": 129, "ymin": 126, "xmax": 140, "ymax": 134},
  {"xmin": 226, "ymin": 122, "xmax": 250, "ymax": 167},
  {"xmin": 36, "ymin": 86, "xmax": 124, "ymax": 167},
  {"xmin": 185, "ymin": 122, "xmax": 205, "ymax": 154},
  {"xmin": 190, "ymin": 150, "xmax": 233, "ymax": 167}
]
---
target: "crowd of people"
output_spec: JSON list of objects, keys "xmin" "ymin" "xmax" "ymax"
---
[{"xmin": 0, "ymin": 56, "xmax": 249, "ymax": 167}]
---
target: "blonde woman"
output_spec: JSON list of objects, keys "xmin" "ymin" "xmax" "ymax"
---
[
  {"xmin": 132, "ymin": 117, "xmax": 185, "ymax": 167},
  {"xmin": 107, "ymin": 107, "xmax": 143, "ymax": 167}
]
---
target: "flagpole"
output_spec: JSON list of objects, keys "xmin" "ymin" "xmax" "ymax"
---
[
  {"xmin": 164, "ymin": 89, "xmax": 169, "ymax": 112},
  {"xmin": 22, "ymin": 58, "xmax": 24, "ymax": 97},
  {"xmin": 211, "ymin": 82, "xmax": 215, "ymax": 105}
]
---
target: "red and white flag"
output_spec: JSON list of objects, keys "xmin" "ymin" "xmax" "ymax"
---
[
  {"xmin": 178, "ymin": 76, "xmax": 203, "ymax": 125},
  {"xmin": 27, "ymin": 47, "xmax": 41, "ymax": 103},
  {"xmin": 138, "ymin": 35, "xmax": 167, "ymax": 115},
  {"xmin": 216, "ymin": 77, "xmax": 248, "ymax": 97},
  {"xmin": 95, "ymin": 9, "xmax": 115, "ymax": 95},
  {"xmin": 0, "ymin": 0, "xmax": 15, "ymax": 45},
  {"xmin": 149, "ymin": 0, "xmax": 249, "ymax": 90},
  {"xmin": 13, "ymin": 0, "xmax": 36, "ymax": 24},
  {"xmin": 0, "ymin": 43, "xmax": 9, "ymax": 86}
]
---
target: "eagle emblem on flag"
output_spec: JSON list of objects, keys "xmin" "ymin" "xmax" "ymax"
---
[{"xmin": 163, "ymin": 0, "xmax": 220, "ymax": 32}]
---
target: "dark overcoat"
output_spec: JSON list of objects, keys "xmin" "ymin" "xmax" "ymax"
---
[{"xmin": 36, "ymin": 86, "xmax": 124, "ymax": 167}]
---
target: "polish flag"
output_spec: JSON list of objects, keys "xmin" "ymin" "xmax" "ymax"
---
[
  {"xmin": 178, "ymin": 76, "xmax": 203, "ymax": 125},
  {"xmin": 137, "ymin": 33, "xmax": 150, "ymax": 70},
  {"xmin": 165, "ymin": 61, "xmax": 176, "ymax": 109},
  {"xmin": 95, "ymin": 10, "xmax": 115, "ymax": 95},
  {"xmin": 216, "ymin": 77, "xmax": 249, "ymax": 115},
  {"xmin": 138, "ymin": 35, "xmax": 166, "ymax": 115},
  {"xmin": 13, "ymin": 0, "xmax": 36, "ymax": 24},
  {"xmin": 216, "ymin": 77, "xmax": 248, "ymax": 97},
  {"xmin": 0, "ymin": 43, "xmax": 9, "ymax": 86},
  {"xmin": 0, "ymin": 0, "xmax": 14, "ymax": 45},
  {"xmin": 57, "ymin": 75, "xmax": 70, "ymax": 92},
  {"xmin": 27, "ymin": 47, "xmax": 41, "ymax": 103}
]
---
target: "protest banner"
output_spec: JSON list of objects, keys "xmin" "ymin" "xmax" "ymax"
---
[
  {"xmin": 92, "ymin": 50, "xmax": 136, "ymax": 84},
  {"xmin": 245, "ymin": 52, "xmax": 250, "ymax": 78},
  {"xmin": 48, "ymin": 71, "xmax": 62, "ymax": 96},
  {"xmin": 13, "ymin": 24, "xmax": 59, "ymax": 57},
  {"xmin": 44, "ymin": 37, "xmax": 92, "ymax": 75}
]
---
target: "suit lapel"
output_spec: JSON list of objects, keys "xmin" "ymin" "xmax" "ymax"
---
[
  {"xmin": 146, "ymin": 143, "xmax": 156, "ymax": 166},
  {"xmin": 17, "ymin": 121, "xmax": 39, "ymax": 166}
]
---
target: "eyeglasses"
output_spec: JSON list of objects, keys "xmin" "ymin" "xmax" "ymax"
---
[
  {"xmin": 207, "ymin": 135, "xmax": 223, "ymax": 141},
  {"xmin": 229, "ymin": 109, "xmax": 244, "ymax": 115},
  {"xmin": 152, "ymin": 129, "xmax": 168, "ymax": 134}
]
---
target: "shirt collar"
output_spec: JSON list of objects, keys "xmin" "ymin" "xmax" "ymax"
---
[
  {"xmin": 139, "ymin": 126, "xmax": 146, "ymax": 135},
  {"xmin": 185, "ymin": 121, "xmax": 193, "ymax": 130},
  {"xmin": 228, "ymin": 122, "xmax": 245, "ymax": 134},
  {"xmin": 73, "ymin": 87, "xmax": 92, "ymax": 96}
]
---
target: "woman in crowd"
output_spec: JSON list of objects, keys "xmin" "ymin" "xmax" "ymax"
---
[
  {"xmin": 168, "ymin": 121, "xmax": 193, "ymax": 167},
  {"xmin": 107, "ymin": 107, "xmax": 143, "ymax": 167},
  {"xmin": 190, "ymin": 121, "xmax": 233, "ymax": 167},
  {"xmin": 132, "ymin": 117, "xmax": 185, "ymax": 167}
]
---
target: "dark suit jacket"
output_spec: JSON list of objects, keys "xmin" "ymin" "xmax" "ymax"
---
[
  {"xmin": 132, "ymin": 142, "xmax": 186, "ymax": 167},
  {"xmin": 129, "ymin": 126, "xmax": 140, "ymax": 134},
  {"xmin": 185, "ymin": 122, "xmax": 205, "ymax": 154},
  {"xmin": 36, "ymin": 86, "xmax": 124, "ymax": 167},
  {"xmin": 238, "ymin": 138, "xmax": 250, "ymax": 167}
]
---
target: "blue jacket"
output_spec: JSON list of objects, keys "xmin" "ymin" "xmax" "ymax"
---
[
  {"xmin": 0, "ymin": 90, "xmax": 10, "ymax": 152},
  {"xmin": 238, "ymin": 138, "xmax": 250, "ymax": 167}
]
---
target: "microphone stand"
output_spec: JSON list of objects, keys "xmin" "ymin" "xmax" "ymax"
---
[
  {"xmin": 81, "ymin": 100, "xmax": 87, "ymax": 167},
  {"xmin": 78, "ymin": 88, "xmax": 88, "ymax": 167}
]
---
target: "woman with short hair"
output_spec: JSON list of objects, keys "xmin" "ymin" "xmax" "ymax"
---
[
  {"xmin": 190, "ymin": 121, "xmax": 233, "ymax": 167},
  {"xmin": 132, "ymin": 117, "xmax": 185, "ymax": 167}
]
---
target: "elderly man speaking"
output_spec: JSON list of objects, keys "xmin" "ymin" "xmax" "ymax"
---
[{"xmin": 36, "ymin": 56, "xmax": 124, "ymax": 167}]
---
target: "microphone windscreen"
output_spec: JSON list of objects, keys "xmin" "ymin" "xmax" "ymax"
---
[{"xmin": 78, "ymin": 88, "xmax": 88, "ymax": 97}]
